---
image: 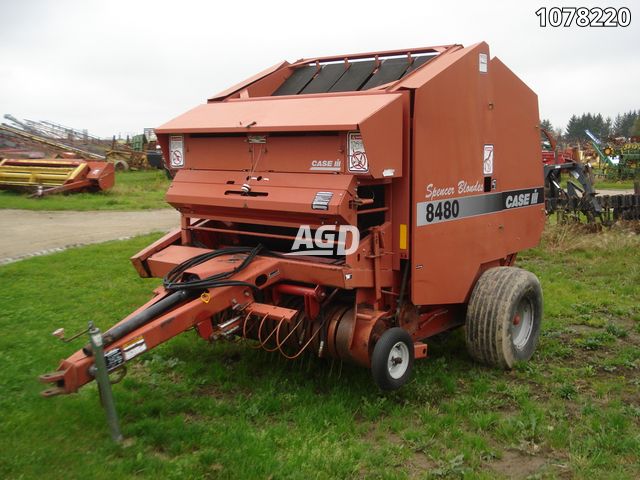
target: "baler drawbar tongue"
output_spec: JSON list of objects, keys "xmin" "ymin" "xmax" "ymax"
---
[{"xmin": 39, "ymin": 245, "xmax": 286, "ymax": 397}]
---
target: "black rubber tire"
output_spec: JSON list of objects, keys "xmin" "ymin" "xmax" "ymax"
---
[
  {"xmin": 465, "ymin": 267, "xmax": 542, "ymax": 369},
  {"xmin": 371, "ymin": 327, "xmax": 414, "ymax": 391},
  {"xmin": 114, "ymin": 160, "xmax": 129, "ymax": 171}
]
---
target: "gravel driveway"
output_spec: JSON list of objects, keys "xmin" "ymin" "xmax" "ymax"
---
[{"xmin": 0, "ymin": 209, "xmax": 179, "ymax": 264}]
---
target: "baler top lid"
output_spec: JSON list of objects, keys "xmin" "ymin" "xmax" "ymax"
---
[
  {"xmin": 208, "ymin": 44, "xmax": 459, "ymax": 102},
  {"xmin": 155, "ymin": 93, "xmax": 403, "ymax": 134}
]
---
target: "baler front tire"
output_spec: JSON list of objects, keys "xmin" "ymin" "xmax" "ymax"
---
[
  {"xmin": 465, "ymin": 267, "xmax": 542, "ymax": 369},
  {"xmin": 371, "ymin": 327, "xmax": 414, "ymax": 391}
]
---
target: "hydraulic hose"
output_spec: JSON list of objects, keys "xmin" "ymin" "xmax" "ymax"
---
[
  {"xmin": 82, "ymin": 289, "xmax": 195, "ymax": 355},
  {"xmin": 83, "ymin": 245, "xmax": 271, "ymax": 355}
]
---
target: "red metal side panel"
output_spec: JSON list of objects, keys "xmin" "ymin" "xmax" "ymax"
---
[
  {"xmin": 166, "ymin": 170, "xmax": 357, "ymax": 226},
  {"xmin": 359, "ymin": 92, "xmax": 406, "ymax": 179},
  {"xmin": 410, "ymin": 43, "xmax": 545, "ymax": 306},
  {"xmin": 488, "ymin": 57, "xmax": 544, "ymax": 193},
  {"xmin": 185, "ymin": 134, "xmax": 345, "ymax": 173}
]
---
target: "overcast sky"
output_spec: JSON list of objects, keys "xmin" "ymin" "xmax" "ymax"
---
[{"xmin": 1, "ymin": 0, "xmax": 638, "ymax": 137}]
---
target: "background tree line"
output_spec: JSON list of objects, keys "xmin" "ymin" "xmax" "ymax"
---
[{"xmin": 541, "ymin": 110, "xmax": 640, "ymax": 143}]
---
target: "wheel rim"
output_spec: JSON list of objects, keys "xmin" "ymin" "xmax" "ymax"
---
[
  {"xmin": 511, "ymin": 296, "xmax": 534, "ymax": 350},
  {"xmin": 387, "ymin": 341, "xmax": 410, "ymax": 379}
]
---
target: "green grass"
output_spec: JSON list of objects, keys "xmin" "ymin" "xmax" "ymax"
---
[
  {"xmin": 594, "ymin": 180, "xmax": 636, "ymax": 190},
  {"xmin": 1, "ymin": 226, "xmax": 639, "ymax": 479},
  {"xmin": 0, "ymin": 170, "xmax": 170, "ymax": 211}
]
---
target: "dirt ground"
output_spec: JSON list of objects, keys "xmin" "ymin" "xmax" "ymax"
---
[
  {"xmin": 596, "ymin": 188, "xmax": 635, "ymax": 196},
  {"xmin": 0, "ymin": 209, "xmax": 179, "ymax": 264}
]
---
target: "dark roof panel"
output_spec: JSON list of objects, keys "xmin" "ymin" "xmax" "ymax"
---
[
  {"xmin": 271, "ymin": 53, "xmax": 437, "ymax": 96},
  {"xmin": 300, "ymin": 64, "xmax": 347, "ymax": 94},
  {"xmin": 329, "ymin": 60, "xmax": 376, "ymax": 92},
  {"xmin": 361, "ymin": 58, "xmax": 410, "ymax": 90},
  {"xmin": 402, "ymin": 54, "xmax": 437, "ymax": 76},
  {"xmin": 272, "ymin": 66, "xmax": 317, "ymax": 95}
]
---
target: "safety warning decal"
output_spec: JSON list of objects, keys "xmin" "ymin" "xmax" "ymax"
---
[
  {"xmin": 483, "ymin": 144, "xmax": 494, "ymax": 175},
  {"xmin": 104, "ymin": 348, "xmax": 124, "ymax": 372},
  {"xmin": 479, "ymin": 53, "xmax": 488, "ymax": 73},
  {"xmin": 347, "ymin": 131, "xmax": 368, "ymax": 173},
  {"xmin": 169, "ymin": 135, "xmax": 184, "ymax": 168},
  {"xmin": 122, "ymin": 336, "xmax": 147, "ymax": 361}
]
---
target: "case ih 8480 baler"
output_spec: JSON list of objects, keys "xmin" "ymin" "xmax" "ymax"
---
[{"xmin": 41, "ymin": 43, "xmax": 545, "ymax": 420}]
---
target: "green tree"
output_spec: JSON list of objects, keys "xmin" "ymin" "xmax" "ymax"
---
[
  {"xmin": 564, "ymin": 113, "xmax": 611, "ymax": 142},
  {"xmin": 540, "ymin": 119, "xmax": 553, "ymax": 132},
  {"xmin": 612, "ymin": 110, "xmax": 639, "ymax": 137},
  {"xmin": 540, "ymin": 118, "xmax": 555, "ymax": 143},
  {"xmin": 631, "ymin": 116, "xmax": 640, "ymax": 137},
  {"xmin": 564, "ymin": 114, "xmax": 582, "ymax": 142}
]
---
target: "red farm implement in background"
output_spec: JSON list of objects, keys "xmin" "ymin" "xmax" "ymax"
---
[{"xmin": 0, "ymin": 157, "xmax": 114, "ymax": 197}]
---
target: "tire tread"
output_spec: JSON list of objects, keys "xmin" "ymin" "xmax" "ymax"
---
[{"xmin": 465, "ymin": 267, "xmax": 542, "ymax": 369}]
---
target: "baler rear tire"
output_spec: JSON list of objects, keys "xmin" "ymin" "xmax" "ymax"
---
[
  {"xmin": 464, "ymin": 267, "xmax": 542, "ymax": 369},
  {"xmin": 371, "ymin": 327, "xmax": 414, "ymax": 391}
]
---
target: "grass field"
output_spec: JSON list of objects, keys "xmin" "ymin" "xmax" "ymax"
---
[
  {"xmin": 0, "ymin": 170, "xmax": 170, "ymax": 211},
  {"xmin": 595, "ymin": 180, "xmax": 636, "ymax": 191},
  {"xmin": 0, "ymin": 226, "xmax": 639, "ymax": 479}
]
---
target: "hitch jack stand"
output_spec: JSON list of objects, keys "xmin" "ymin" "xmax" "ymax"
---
[{"xmin": 88, "ymin": 322, "xmax": 123, "ymax": 443}]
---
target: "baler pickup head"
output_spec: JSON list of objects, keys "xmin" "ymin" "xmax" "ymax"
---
[{"xmin": 0, "ymin": 158, "xmax": 114, "ymax": 196}]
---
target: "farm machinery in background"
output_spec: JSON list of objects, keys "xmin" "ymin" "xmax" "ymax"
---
[
  {"xmin": 104, "ymin": 129, "xmax": 164, "ymax": 172},
  {"xmin": 584, "ymin": 129, "xmax": 640, "ymax": 181},
  {"xmin": 0, "ymin": 123, "xmax": 115, "ymax": 196},
  {"xmin": 0, "ymin": 116, "xmax": 167, "ymax": 196},
  {"xmin": 542, "ymin": 129, "xmax": 640, "ymax": 223},
  {"xmin": 541, "ymin": 128, "xmax": 601, "ymax": 222},
  {"xmin": 0, "ymin": 157, "xmax": 114, "ymax": 197},
  {"xmin": 0, "ymin": 115, "xmax": 164, "ymax": 171}
]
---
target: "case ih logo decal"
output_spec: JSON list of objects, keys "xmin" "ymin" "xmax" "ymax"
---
[
  {"xmin": 310, "ymin": 160, "xmax": 341, "ymax": 171},
  {"xmin": 417, "ymin": 188, "xmax": 543, "ymax": 226},
  {"xmin": 505, "ymin": 190, "xmax": 541, "ymax": 209},
  {"xmin": 347, "ymin": 131, "xmax": 368, "ymax": 173}
]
